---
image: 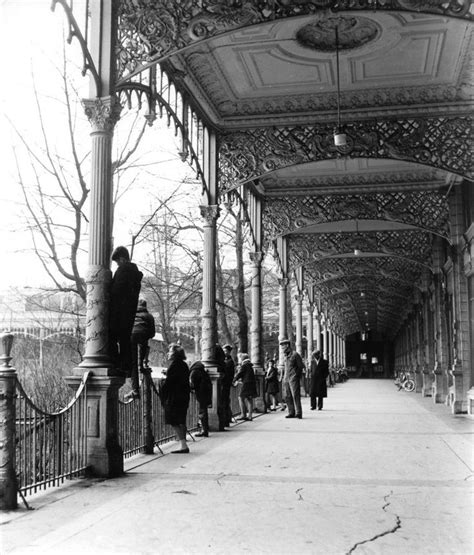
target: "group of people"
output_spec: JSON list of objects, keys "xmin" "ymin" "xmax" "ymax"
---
[
  {"xmin": 108, "ymin": 246, "xmax": 331, "ymax": 455},
  {"xmin": 264, "ymin": 340, "xmax": 330, "ymax": 419},
  {"xmin": 157, "ymin": 338, "xmax": 331, "ymax": 454}
]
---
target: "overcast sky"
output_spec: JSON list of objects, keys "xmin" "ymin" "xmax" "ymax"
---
[{"xmin": 0, "ymin": 1, "xmax": 198, "ymax": 291}]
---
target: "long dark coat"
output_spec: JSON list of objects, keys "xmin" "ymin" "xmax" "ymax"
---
[
  {"xmin": 265, "ymin": 363, "xmax": 279, "ymax": 395},
  {"xmin": 110, "ymin": 261, "xmax": 143, "ymax": 336},
  {"xmin": 234, "ymin": 359, "xmax": 257, "ymax": 399},
  {"xmin": 309, "ymin": 356, "xmax": 329, "ymax": 398},
  {"xmin": 189, "ymin": 361, "xmax": 213, "ymax": 406},
  {"xmin": 159, "ymin": 359, "xmax": 190, "ymax": 425}
]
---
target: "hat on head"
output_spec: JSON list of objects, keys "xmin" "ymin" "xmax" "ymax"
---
[{"xmin": 279, "ymin": 339, "xmax": 290, "ymax": 346}]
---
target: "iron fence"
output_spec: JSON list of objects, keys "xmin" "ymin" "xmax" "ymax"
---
[
  {"xmin": 118, "ymin": 371, "xmax": 201, "ymax": 458},
  {"xmin": 15, "ymin": 371, "xmax": 91, "ymax": 496}
]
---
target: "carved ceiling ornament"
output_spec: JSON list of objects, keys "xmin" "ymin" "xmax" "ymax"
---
[
  {"xmin": 218, "ymin": 116, "xmax": 473, "ymax": 193},
  {"xmin": 262, "ymin": 191, "xmax": 449, "ymax": 241},
  {"xmin": 296, "ymin": 15, "xmax": 380, "ymax": 51},
  {"xmin": 117, "ymin": 0, "xmax": 473, "ymax": 78}
]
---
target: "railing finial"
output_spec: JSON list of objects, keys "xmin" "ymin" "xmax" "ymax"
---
[{"xmin": 0, "ymin": 332, "xmax": 14, "ymax": 369}]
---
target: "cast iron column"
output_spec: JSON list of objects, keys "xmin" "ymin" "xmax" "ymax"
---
[
  {"xmin": 250, "ymin": 250, "xmax": 265, "ymax": 411},
  {"xmin": 295, "ymin": 294, "xmax": 303, "ymax": 357},
  {"xmin": 0, "ymin": 333, "xmax": 17, "ymax": 510},
  {"xmin": 278, "ymin": 277, "xmax": 289, "ymax": 372}
]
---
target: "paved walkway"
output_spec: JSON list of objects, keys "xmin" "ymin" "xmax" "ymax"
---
[{"xmin": 2, "ymin": 379, "xmax": 473, "ymax": 555}]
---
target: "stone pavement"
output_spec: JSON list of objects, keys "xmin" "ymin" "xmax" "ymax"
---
[{"xmin": 2, "ymin": 379, "xmax": 473, "ymax": 555}]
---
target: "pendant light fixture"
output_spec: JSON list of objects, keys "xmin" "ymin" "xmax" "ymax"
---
[
  {"xmin": 333, "ymin": 24, "xmax": 347, "ymax": 147},
  {"xmin": 353, "ymin": 219, "xmax": 361, "ymax": 256}
]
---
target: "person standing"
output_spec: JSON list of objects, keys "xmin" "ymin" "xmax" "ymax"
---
[
  {"xmin": 126, "ymin": 299, "xmax": 155, "ymax": 399},
  {"xmin": 222, "ymin": 344, "xmax": 236, "ymax": 426},
  {"xmin": 215, "ymin": 344, "xmax": 228, "ymax": 431},
  {"xmin": 189, "ymin": 361, "xmax": 213, "ymax": 437},
  {"xmin": 280, "ymin": 339, "xmax": 304, "ymax": 419},
  {"xmin": 265, "ymin": 359, "xmax": 280, "ymax": 410},
  {"xmin": 109, "ymin": 246, "xmax": 143, "ymax": 376},
  {"xmin": 159, "ymin": 344, "xmax": 191, "ymax": 453},
  {"xmin": 309, "ymin": 349, "xmax": 329, "ymax": 410},
  {"xmin": 233, "ymin": 353, "xmax": 257, "ymax": 421}
]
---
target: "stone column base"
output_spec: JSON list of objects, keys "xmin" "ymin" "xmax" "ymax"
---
[
  {"xmin": 66, "ymin": 369, "xmax": 125, "ymax": 478},
  {"xmin": 253, "ymin": 366, "xmax": 266, "ymax": 413},
  {"xmin": 206, "ymin": 366, "xmax": 221, "ymax": 431},
  {"xmin": 421, "ymin": 372, "xmax": 433, "ymax": 397},
  {"xmin": 467, "ymin": 388, "xmax": 474, "ymax": 417}
]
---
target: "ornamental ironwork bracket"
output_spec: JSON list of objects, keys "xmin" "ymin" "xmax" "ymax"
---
[{"xmin": 51, "ymin": 0, "xmax": 102, "ymax": 97}]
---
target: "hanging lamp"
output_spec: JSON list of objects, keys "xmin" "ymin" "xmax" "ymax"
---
[{"xmin": 333, "ymin": 25, "xmax": 347, "ymax": 147}]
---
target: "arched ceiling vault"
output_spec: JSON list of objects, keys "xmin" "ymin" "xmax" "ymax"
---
[{"xmin": 117, "ymin": 2, "xmax": 473, "ymax": 340}]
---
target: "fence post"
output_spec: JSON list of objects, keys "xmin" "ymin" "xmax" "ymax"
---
[
  {"xmin": 142, "ymin": 368, "xmax": 154, "ymax": 454},
  {"xmin": 0, "ymin": 332, "xmax": 18, "ymax": 510}
]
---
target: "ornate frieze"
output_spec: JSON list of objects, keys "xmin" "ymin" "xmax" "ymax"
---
[
  {"xmin": 287, "ymin": 229, "xmax": 432, "ymax": 263},
  {"xmin": 219, "ymin": 116, "xmax": 473, "ymax": 192},
  {"xmin": 263, "ymin": 191, "xmax": 449, "ymax": 241},
  {"xmin": 117, "ymin": 0, "xmax": 472, "ymax": 77},
  {"xmin": 181, "ymin": 45, "xmax": 468, "ymax": 119}
]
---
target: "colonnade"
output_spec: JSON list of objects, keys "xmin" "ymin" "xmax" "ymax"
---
[
  {"xmin": 63, "ymin": 4, "xmax": 473, "ymax": 479},
  {"xmin": 393, "ymin": 187, "xmax": 474, "ymax": 414}
]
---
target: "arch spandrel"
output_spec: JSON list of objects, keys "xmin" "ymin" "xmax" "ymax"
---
[
  {"xmin": 219, "ymin": 117, "xmax": 472, "ymax": 192},
  {"xmin": 304, "ymin": 257, "xmax": 423, "ymax": 286},
  {"xmin": 262, "ymin": 189, "xmax": 450, "ymax": 242},
  {"xmin": 287, "ymin": 229, "xmax": 433, "ymax": 264}
]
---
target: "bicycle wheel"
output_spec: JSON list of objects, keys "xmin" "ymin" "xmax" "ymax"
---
[{"xmin": 404, "ymin": 379, "xmax": 415, "ymax": 392}]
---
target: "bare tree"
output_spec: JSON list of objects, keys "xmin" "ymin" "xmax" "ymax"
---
[{"xmin": 8, "ymin": 49, "xmax": 155, "ymax": 301}]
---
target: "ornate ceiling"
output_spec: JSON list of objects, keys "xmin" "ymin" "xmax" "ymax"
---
[{"xmin": 117, "ymin": 1, "xmax": 473, "ymax": 339}]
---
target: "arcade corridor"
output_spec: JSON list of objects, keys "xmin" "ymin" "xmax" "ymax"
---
[{"xmin": 3, "ymin": 379, "xmax": 472, "ymax": 555}]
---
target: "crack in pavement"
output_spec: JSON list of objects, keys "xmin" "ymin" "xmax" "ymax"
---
[
  {"xmin": 295, "ymin": 487, "xmax": 304, "ymax": 501},
  {"xmin": 346, "ymin": 491, "xmax": 402, "ymax": 554}
]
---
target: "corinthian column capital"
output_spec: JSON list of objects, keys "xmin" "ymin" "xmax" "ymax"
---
[
  {"xmin": 200, "ymin": 205, "xmax": 220, "ymax": 225},
  {"xmin": 249, "ymin": 251, "xmax": 264, "ymax": 265},
  {"xmin": 82, "ymin": 96, "xmax": 122, "ymax": 133}
]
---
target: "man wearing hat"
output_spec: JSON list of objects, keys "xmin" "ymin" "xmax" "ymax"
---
[{"xmin": 280, "ymin": 338, "xmax": 304, "ymax": 419}]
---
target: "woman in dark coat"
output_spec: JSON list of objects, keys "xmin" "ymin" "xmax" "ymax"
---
[
  {"xmin": 160, "ymin": 344, "xmax": 191, "ymax": 453},
  {"xmin": 309, "ymin": 350, "xmax": 329, "ymax": 410},
  {"xmin": 233, "ymin": 353, "xmax": 257, "ymax": 421}
]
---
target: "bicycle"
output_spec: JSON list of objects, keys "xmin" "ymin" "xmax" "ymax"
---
[{"xmin": 395, "ymin": 371, "xmax": 415, "ymax": 392}]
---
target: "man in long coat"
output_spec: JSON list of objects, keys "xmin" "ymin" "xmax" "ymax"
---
[
  {"xmin": 280, "ymin": 339, "xmax": 304, "ymax": 419},
  {"xmin": 309, "ymin": 349, "xmax": 329, "ymax": 410},
  {"xmin": 109, "ymin": 246, "xmax": 143, "ymax": 376}
]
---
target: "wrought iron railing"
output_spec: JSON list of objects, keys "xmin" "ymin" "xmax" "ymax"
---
[
  {"xmin": 15, "ymin": 371, "xmax": 91, "ymax": 496},
  {"xmin": 118, "ymin": 369, "xmax": 201, "ymax": 458},
  {"xmin": 118, "ymin": 370, "xmax": 252, "ymax": 457}
]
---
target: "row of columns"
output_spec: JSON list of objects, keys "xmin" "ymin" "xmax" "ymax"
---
[{"xmin": 393, "ymin": 184, "xmax": 473, "ymax": 414}]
